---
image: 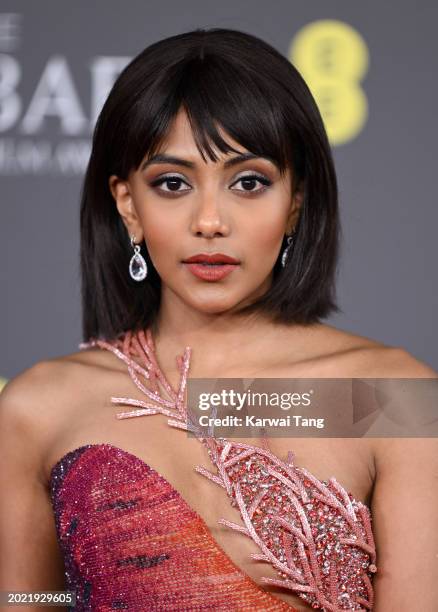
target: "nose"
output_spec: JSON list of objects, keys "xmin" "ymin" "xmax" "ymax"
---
[{"xmin": 189, "ymin": 193, "xmax": 230, "ymax": 238}]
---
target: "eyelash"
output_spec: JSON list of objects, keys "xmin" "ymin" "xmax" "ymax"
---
[{"xmin": 149, "ymin": 173, "xmax": 272, "ymax": 196}]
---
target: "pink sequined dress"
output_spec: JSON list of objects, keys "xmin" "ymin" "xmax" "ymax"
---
[{"xmin": 50, "ymin": 328, "xmax": 377, "ymax": 611}]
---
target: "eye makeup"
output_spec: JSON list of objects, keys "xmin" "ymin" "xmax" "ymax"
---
[{"xmin": 148, "ymin": 171, "xmax": 273, "ymax": 197}]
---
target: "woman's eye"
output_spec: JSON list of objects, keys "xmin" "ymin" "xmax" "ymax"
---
[
  {"xmin": 232, "ymin": 174, "xmax": 272, "ymax": 193},
  {"xmin": 151, "ymin": 176, "xmax": 191, "ymax": 193},
  {"xmin": 150, "ymin": 173, "xmax": 272, "ymax": 195}
]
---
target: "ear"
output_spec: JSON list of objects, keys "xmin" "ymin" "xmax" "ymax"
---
[
  {"xmin": 109, "ymin": 175, "xmax": 144, "ymax": 242},
  {"xmin": 286, "ymin": 181, "xmax": 304, "ymax": 234}
]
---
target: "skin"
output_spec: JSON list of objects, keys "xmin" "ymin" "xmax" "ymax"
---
[{"xmin": 0, "ymin": 107, "xmax": 437, "ymax": 611}]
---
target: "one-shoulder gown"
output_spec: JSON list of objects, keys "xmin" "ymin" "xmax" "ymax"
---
[{"xmin": 49, "ymin": 328, "xmax": 377, "ymax": 611}]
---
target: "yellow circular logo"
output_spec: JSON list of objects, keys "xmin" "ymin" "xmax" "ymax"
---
[{"xmin": 289, "ymin": 19, "xmax": 370, "ymax": 145}]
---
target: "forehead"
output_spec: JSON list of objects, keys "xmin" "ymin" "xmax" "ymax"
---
[
  {"xmin": 137, "ymin": 107, "xmax": 291, "ymax": 180},
  {"xmin": 155, "ymin": 107, "xmax": 246, "ymax": 160}
]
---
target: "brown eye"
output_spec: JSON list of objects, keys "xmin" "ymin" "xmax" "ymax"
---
[
  {"xmin": 150, "ymin": 175, "xmax": 191, "ymax": 193},
  {"xmin": 231, "ymin": 173, "xmax": 272, "ymax": 193}
]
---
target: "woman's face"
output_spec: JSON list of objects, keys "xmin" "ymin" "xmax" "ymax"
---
[{"xmin": 109, "ymin": 108, "xmax": 303, "ymax": 315}]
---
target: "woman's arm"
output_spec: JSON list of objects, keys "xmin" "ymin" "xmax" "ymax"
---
[
  {"xmin": 370, "ymin": 351, "xmax": 438, "ymax": 610},
  {"xmin": 0, "ymin": 363, "xmax": 66, "ymax": 602},
  {"xmin": 371, "ymin": 436, "xmax": 438, "ymax": 610}
]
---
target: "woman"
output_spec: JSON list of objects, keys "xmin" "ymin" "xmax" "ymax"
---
[{"xmin": 1, "ymin": 28, "xmax": 437, "ymax": 611}]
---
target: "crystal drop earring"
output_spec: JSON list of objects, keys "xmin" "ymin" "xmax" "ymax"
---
[
  {"xmin": 281, "ymin": 231, "xmax": 295, "ymax": 267},
  {"xmin": 129, "ymin": 234, "xmax": 148, "ymax": 281}
]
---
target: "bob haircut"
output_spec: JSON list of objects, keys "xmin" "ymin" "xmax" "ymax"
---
[{"xmin": 80, "ymin": 27, "xmax": 341, "ymax": 342}]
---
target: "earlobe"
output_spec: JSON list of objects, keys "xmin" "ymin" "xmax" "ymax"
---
[
  {"xmin": 293, "ymin": 183, "xmax": 305, "ymax": 209},
  {"xmin": 286, "ymin": 192, "xmax": 303, "ymax": 234},
  {"xmin": 108, "ymin": 175, "xmax": 144, "ymax": 241}
]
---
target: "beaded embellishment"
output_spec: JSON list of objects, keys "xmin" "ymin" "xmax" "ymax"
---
[{"xmin": 80, "ymin": 328, "xmax": 377, "ymax": 611}]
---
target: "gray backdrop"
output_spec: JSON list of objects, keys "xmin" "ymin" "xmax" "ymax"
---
[{"xmin": 2, "ymin": 1, "xmax": 437, "ymax": 386}]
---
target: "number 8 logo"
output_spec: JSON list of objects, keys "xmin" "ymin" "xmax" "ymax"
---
[{"xmin": 289, "ymin": 19, "xmax": 370, "ymax": 146}]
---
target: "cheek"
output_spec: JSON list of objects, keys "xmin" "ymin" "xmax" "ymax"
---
[
  {"xmin": 136, "ymin": 205, "xmax": 181, "ymax": 262},
  {"xmin": 144, "ymin": 221, "xmax": 173, "ymax": 248},
  {"xmin": 258, "ymin": 221, "xmax": 285, "ymax": 247},
  {"xmin": 244, "ymin": 212, "xmax": 286, "ymax": 261},
  {"xmin": 144, "ymin": 230, "xmax": 176, "ymax": 273}
]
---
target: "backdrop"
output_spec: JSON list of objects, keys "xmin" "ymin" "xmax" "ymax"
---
[{"xmin": 2, "ymin": 1, "xmax": 437, "ymax": 386}]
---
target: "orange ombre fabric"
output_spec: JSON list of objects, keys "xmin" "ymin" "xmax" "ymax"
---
[{"xmin": 51, "ymin": 443, "xmax": 294, "ymax": 610}]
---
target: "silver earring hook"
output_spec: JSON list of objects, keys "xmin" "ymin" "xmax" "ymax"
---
[{"xmin": 281, "ymin": 229, "xmax": 296, "ymax": 268}]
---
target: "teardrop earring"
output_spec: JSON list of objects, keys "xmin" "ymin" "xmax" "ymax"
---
[
  {"xmin": 129, "ymin": 235, "xmax": 148, "ymax": 281},
  {"xmin": 281, "ymin": 231, "xmax": 295, "ymax": 267}
]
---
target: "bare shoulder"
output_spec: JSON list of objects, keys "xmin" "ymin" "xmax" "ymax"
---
[
  {"xmin": 347, "ymin": 344, "xmax": 438, "ymax": 378},
  {"xmin": 0, "ymin": 349, "xmax": 120, "ymax": 472},
  {"xmin": 314, "ymin": 323, "xmax": 438, "ymax": 377},
  {"xmin": 353, "ymin": 344, "xmax": 438, "ymax": 378},
  {"xmin": 0, "ymin": 360, "xmax": 68, "ymax": 485},
  {"xmin": 55, "ymin": 343, "xmax": 125, "ymax": 371},
  {"xmin": 0, "ymin": 347, "xmax": 112, "ymax": 409},
  {"xmin": 0, "ymin": 359, "xmax": 66, "ymax": 426}
]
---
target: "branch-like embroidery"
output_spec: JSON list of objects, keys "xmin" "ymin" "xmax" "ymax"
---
[{"xmin": 80, "ymin": 328, "xmax": 377, "ymax": 611}]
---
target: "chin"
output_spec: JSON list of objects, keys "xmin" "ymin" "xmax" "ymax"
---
[
  {"xmin": 186, "ymin": 296, "xmax": 241, "ymax": 314},
  {"xmin": 193, "ymin": 303, "xmax": 237, "ymax": 315}
]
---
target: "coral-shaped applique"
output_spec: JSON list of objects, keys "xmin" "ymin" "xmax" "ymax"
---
[{"xmin": 80, "ymin": 328, "xmax": 377, "ymax": 611}]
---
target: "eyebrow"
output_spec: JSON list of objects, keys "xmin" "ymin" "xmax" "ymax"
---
[{"xmin": 140, "ymin": 152, "xmax": 278, "ymax": 171}]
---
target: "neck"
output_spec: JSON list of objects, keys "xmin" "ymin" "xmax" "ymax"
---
[{"xmin": 147, "ymin": 299, "xmax": 318, "ymax": 375}]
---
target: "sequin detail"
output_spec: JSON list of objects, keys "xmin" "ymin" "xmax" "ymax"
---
[
  {"xmin": 74, "ymin": 327, "xmax": 377, "ymax": 611},
  {"xmin": 50, "ymin": 443, "xmax": 295, "ymax": 611}
]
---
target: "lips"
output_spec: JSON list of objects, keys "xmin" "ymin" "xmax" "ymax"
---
[
  {"xmin": 182, "ymin": 252, "xmax": 240, "ymax": 281},
  {"xmin": 182, "ymin": 253, "xmax": 240, "ymax": 265}
]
